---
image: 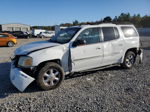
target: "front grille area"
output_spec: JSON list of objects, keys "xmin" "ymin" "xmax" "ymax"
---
[{"xmin": 21, "ymin": 68, "xmax": 35, "ymax": 77}]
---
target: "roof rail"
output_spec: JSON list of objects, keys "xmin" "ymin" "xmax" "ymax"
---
[
  {"xmin": 100, "ymin": 23, "xmax": 116, "ymax": 25},
  {"xmin": 114, "ymin": 22, "xmax": 133, "ymax": 25}
]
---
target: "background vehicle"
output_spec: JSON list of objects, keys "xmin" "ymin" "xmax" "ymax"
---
[
  {"xmin": 11, "ymin": 31, "xmax": 31, "ymax": 39},
  {"xmin": 55, "ymin": 25, "xmax": 67, "ymax": 35},
  {"xmin": 10, "ymin": 24, "xmax": 143, "ymax": 92},
  {"xmin": 38, "ymin": 31, "xmax": 55, "ymax": 38},
  {"xmin": 2, "ymin": 31, "xmax": 30, "ymax": 38},
  {"xmin": 32, "ymin": 29, "xmax": 46, "ymax": 37},
  {"xmin": 0, "ymin": 33, "xmax": 17, "ymax": 47}
]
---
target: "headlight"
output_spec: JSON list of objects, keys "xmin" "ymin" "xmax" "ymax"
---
[{"xmin": 18, "ymin": 56, "xmax": 33, "ymax": 68}]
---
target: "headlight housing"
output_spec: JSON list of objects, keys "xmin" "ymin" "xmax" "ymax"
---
[{"xmin": 18, "ymin": 56, "xmax": 33, "ymax": 68}]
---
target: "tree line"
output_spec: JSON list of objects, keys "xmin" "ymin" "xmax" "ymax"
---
[{"xmin": 32, "ymin": 13, "xmax": 150, "ymax": 30}]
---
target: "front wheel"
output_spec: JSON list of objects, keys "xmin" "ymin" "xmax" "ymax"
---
[
  {"xmin": 36, "ymin": 62, "xmax": 65, "ymax": 90},
  {"xmin": 122, "ymin": 51, "xmax": 136, "ymax": 69}
]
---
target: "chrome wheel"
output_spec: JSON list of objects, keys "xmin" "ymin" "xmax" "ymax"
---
[
  {"xmin": 43, "ymin": 68, "xmax": 60, "ymax": 86},
  {"xmin": 37, "ymin": 62, "xmax": 65, "ymax": 90},
  {"xmin": 125, "ymin": 53, "xmax": 135, "ymax": 68}
]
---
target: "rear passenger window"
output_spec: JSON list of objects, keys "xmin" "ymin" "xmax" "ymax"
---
[
  {"xmin": 121, "ymin": 27, "xmax": 138, "ymax": 37},
  {"xmin": 102, "ymin": 27, "xmax": 119, "ymax": 41}
]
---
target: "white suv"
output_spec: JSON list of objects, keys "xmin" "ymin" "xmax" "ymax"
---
[
  {"xmin": 38, "ymin": 31, "xmax": 55, "ymax": 38},
  {"xmin": 10, "ymin": 24, "xmax": 143, "ymax": 92}
]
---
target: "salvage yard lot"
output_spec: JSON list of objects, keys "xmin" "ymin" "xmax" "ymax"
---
[{"xmin": 0, "ymin": 37, "xmax": 150, "ymax": 111}]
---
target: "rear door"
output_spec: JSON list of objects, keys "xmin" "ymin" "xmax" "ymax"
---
[
  {"xmin": 102, "ymin": 27, "xmax": 124, "ymax": 65},
  {"xmin": 70, "ymin": 27, "xmax": 104, "ymax": 72}
]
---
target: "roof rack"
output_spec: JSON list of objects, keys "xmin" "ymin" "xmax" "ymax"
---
[
  {"xmin": 100, "ymin": 23, "xmax": 116, "ymax": 25},
  {"xmin": 113, "ymin": 22, "xmax": 133, "ymax": 25}
]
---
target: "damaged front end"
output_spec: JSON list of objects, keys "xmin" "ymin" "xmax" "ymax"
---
[{"xmin": 10, "ymin": 56, "xmax": 35, "ymax": 92}]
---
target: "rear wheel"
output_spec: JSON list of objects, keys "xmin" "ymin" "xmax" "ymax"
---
[
  {"xmin": 36, "ymin": 62, "xmax": 65, "ymax": 90},
  {"xmin": 27, "ymin": 36, "xmax": 30, "ymax": 39},
  {"xmin": 7, "ymin": 41, "xmax": 15, "ymax": 47},
  {"xmin": 122, "ymin": 51, "xmax": 136, "ymax": 69}
]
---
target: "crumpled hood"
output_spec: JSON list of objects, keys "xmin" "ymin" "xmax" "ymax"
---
[{"xmin": 15, "ymin": 40, "xmax": 60, "ymax": 55}]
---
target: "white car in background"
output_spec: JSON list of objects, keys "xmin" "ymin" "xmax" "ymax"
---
[
  {"xmin": 10, "ymin": 23, "xmax": 143, "ymax": 92},
  {"xmin": 38, "ymin": 31, "xmax": 55, "ymax": 38},
  {"xmin": 32, "ymin": 29, "xmax": 46, "ymax": 37}
]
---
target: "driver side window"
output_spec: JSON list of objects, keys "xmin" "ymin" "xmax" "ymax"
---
[{"xmin": 77, "ymin": 28, "xmax": 101, "ymax": 45}]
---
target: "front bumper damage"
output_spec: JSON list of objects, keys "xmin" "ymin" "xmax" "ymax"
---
[{"xmin": 10, "ymin": 63, "xmax": 35, "ymax": 92}]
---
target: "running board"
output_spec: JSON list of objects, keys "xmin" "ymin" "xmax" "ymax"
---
[{"xmin": 79, "ymin": 64, "xmax": 120, "ymax": 73}]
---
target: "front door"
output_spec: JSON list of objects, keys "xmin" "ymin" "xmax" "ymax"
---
[
  {"xmin": 0, "ymin": 34, "xmax": 8, "ymax": 46},
  {"xmin": 70, "ymin": 27, "xmax": 104, "ymax": 72}
]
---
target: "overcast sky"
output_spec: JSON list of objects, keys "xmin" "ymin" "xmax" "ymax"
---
[{"xmin": 0, "ymin": 0, "xmax": 149, "ymax": 26}]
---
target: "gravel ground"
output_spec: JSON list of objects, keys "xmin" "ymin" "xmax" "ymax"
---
[{"xmin": 0, "ymin": 37, "xmax": 150, "ymax": 112}]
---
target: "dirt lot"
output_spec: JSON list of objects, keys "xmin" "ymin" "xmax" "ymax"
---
[{"xmin": 0, "ymin": 37, "xmax": 150, "ymax": 112}]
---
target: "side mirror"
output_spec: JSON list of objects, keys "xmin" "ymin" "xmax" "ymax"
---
[{"xmin": 72, "ymin": 39, "xmax": 86, "ymax": 47}]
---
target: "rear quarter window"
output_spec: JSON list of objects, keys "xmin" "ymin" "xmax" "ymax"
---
[{"xmin": 121, "ymin": 26, "xmax": 138, "ymax": 37}]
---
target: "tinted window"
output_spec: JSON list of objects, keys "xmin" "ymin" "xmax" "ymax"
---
[
  {"xmin": 0, "ymin": 34, "xmax": 8, "ymax": 38},
  {"xmin": 121, "ymin": 26, "xmax": 138, "ymax": 37},
  {"xmin": 102, "ymin": 27, "xmax": 118, "ymax": 41},
  {"xmin": 77, "ymin": 28, "xmax": 101, "ymax": 45}
]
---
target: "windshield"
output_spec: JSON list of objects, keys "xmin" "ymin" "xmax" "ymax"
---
[{"xmin": 50, "ymin": 27, "xmax": 80, "ymax": 44}]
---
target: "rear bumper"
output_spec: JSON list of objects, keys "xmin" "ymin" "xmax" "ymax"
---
[
  {"xmin": 10, "ymin": 62, "xmax": 35, "ymax": 92},
  {"xmin": 138, "ymin": 49, "xmax": 143, "ymax": 63}
]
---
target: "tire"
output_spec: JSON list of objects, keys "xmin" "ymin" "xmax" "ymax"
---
[
  {"xmin": 36, "ymin": 62, "xmax": 65, "ymax": 90},
  {"xmin": 122, "ymin": 51, "xmax": 136, "ymax": 69},
  {"xmin": 41, "ymin": 35, "xmax": 44, "ymax": 38},
  {"xmin": 7, "ymin": 41, "xmax": 15, "ymax": 47}
]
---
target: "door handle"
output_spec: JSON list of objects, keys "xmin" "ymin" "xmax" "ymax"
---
[
  {"xmin": 118, "ymin": 44, "xmax": 123, "ymax": 46},
  {"xmin": 96, "ymin": 47, "xmax": 101, "ymax": 50}
]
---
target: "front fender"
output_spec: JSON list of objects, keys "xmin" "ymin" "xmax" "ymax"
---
[
  {"xmin": 29, "ymin": 48, "xmax": 64, "ymax": 66},
  {"xmin": 29, "ymin": 47, "xmax": 69, "ymax": 72}
]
